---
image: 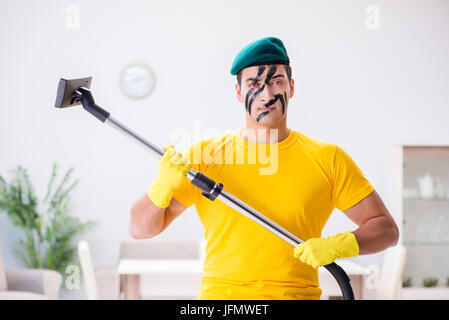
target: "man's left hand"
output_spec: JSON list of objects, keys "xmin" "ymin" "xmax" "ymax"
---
[{"xmin": 293, "ymin": 231, "xmax": 359, "ymax": 269}]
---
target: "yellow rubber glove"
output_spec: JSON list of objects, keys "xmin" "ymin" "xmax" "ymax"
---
[
  {"xmin": 147, "ymin": 145, "xmax": 192, "ymax": 208},
  {"xmin": 293, "ymin": 231, "xmax": 359, "ymax": 269}
]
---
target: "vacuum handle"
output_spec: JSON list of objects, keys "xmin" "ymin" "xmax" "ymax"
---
[{"xmin": 75, "ymin": 87, "xmax": 110, "ymax": 122}]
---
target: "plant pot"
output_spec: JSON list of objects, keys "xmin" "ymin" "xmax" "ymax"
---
[
  {"xmin": 422, "ymin": 277, "xmax": 438, "ymax": 287},
  {"xmin": 402, "ymin": 277, "xmax": 412, "ymax": 287}
]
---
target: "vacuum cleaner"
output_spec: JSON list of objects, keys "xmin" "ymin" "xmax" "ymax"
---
[{"xmin": 54, "ymin": 77, "xmax": 355, "ymax": 300}]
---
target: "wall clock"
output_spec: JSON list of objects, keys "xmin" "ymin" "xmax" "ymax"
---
[{"xmin": 119, "ymin": 63, "xmax": 156, "ymax": 99}]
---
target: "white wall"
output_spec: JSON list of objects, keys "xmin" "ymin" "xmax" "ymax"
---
[{"xmin": 1, "ymin": 0, "xmax": 448, "ymax": 299}]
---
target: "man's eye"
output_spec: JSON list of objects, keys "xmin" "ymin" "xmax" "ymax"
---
[
  {"xmin": 250, "ymin": 82, "xmax": 259, "ymax": 87},
  {"xmin": 271, "ymin": 80, "xmax": 281, "ymax": 85}
]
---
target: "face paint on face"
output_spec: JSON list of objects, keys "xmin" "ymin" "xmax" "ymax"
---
[
  {"xmin": 243, "ymin": 65, "xmax": 289, "ymax": 122},
  {"xmin": 279, "ymin": 92, "xmax": 285, "ymax": 114},
  {"xmin": 264, "ymin": 65, "xmax": 277, "ymax": 84},
  {"xmin": 245, "ymin": 66, "xmax": 266, "ymax": 115},
  {"xmin": 256, "ymin": 93, "xmax": 283, "ymax": 122},
  {"xmin": 256, "ymin": 110, "xmax": 270, "ymax": 122},
  {"xmin": 256, "ymin": 94, "xmax": 284, "ymax": 122},
  {"xmin": 283, "ymin": 92, "xmax": 287, "ymax": 114},
  {"xmin": 245, "ymin": 65, "xmax": 278, "ymax": 116},
  {"xmin": 265, "ymin": 94, "xmax": 281, "ymax": 108}
]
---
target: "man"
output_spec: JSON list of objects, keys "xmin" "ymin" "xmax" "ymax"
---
[{"xmin": 129, "ymin": 37, "xmax": 399, "ymax": 300}]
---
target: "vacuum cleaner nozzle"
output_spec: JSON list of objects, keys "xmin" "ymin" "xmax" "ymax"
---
[
  {"xmin": 55, "ymin": 76, "xmax": 92, "ymax": 108},
  {"xmin": 54, "ymin": 76, "xmax": 110, "ymax": 122}
]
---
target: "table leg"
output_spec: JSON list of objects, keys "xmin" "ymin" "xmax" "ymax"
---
[
  {"xmin": 349, "ymin": 275, "xmax": 364, "ymax": 300},
  {"xmin": 122, "ymin": 274, "xmax": 141, "ymax": 300}
]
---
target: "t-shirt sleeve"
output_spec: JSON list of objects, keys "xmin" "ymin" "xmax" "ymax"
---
[
  {"xmin": 331, "ymin": 145, "xmax": 375, "ymax": 211},
  {"xmin": 172, "ymin": 140, "xmax": 202, "ymax": 208}
]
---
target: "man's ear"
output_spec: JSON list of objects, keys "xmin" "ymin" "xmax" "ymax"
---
[
  {"xmin": 236, "ymin": 83, "xmax": 244, "ymax": 103},
  {"xmin": 289, "ymin": 78, "xmax": 295, "ymax": 99}
]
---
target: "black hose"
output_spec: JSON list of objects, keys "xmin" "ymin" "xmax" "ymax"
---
[{"xmin": 324, "ymin": 262, "xmax": 355, "ymax": 300}]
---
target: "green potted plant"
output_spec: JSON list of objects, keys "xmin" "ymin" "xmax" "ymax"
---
[
  {"xmin": 0, "ymin": 163, "xmax": 98, "ymax": 284},
  {"xmin": 402, "ymin": 277, "xmax": 412, "ymax": 288},
  {"xmin": 422, "ymin": 277, "xmax": 438, "ymax": 288}
]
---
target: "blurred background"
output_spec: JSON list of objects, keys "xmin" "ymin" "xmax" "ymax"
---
[{"xmin": 0, "ymin": 0, "xmax": 448, "ymax": 300}]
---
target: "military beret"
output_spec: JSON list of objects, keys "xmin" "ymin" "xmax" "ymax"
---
[{"xmin": 230, "ymin": 37, "xmax": 290, "ymax": 75}]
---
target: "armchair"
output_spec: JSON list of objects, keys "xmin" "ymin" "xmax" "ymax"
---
[{"xmin": 0, "ymin": 241, "xmax": 63, "ymax": 300}]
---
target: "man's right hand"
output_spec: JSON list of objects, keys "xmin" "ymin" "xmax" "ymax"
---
[{"xmin": 147, "ymin": 145, "xmax": 192, "ymax": 208}]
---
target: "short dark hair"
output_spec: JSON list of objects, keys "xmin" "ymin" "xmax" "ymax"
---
[{"xmin": 237, "ymin": 64, "xmax": 292, "ymax": 87}]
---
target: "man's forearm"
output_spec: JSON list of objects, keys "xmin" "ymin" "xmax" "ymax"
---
[
  {"xmin": 352, "ymin": 215, "xmax": 399, "ymax": 255},
  {"xmin": 129, "ymin": 193, "xmax": 166, "ymax": 238}
]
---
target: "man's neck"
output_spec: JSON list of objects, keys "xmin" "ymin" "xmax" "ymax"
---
[{"xmin": 241, "ymin": 120, "xmax": 290, "ymax": 144}]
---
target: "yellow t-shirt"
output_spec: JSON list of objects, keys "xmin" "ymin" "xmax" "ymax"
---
[{"xmin": 172, "ymin": 128, "xmax": 374, "ymax": 300}]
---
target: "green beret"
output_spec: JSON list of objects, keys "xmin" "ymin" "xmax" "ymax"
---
[{"xmin": 230, "ymin": 37, "xmax": 290, "ymax": 75}]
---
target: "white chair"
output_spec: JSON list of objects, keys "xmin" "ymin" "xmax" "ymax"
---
[
  {"xmin": 376, "ymin": 244, "xmax": 407, "ymax": 300},
  {"xmin": 77, "ymin": 240, "xmax": 120, "ymax": 300}
]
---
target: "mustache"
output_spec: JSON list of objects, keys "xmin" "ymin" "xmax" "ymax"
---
[
  {"xmin": 256, "ymin": 92, "xmax": 287, "ymax": 122},
  {"xmin": 256, "ymin": 93, "xmax": 288, "ymax": 122},
  {"xmin": 263, "ymin": 93, "xmax": 286, "ymax": 112},
  {"xmin": 264, "ymin": 94, "xmax": 280, "ymax": 108}
]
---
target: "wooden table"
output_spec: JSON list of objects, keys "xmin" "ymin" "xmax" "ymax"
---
[{"xmin": 117, "ymin": 259, "xmax": 371, "ymax": 300}]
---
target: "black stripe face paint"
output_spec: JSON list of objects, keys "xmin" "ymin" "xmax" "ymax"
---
[
  {"xmin": 283, "ymin": 92, "xmax": 287, "ymax": 114},
  {"xmin": 245, "ymin": 88, "xmax": 254, "ymax": 113},
  {"xmin": 246, "ymin": 65, "xmax": 277, "ymax": 116},
  {"xmin": 243, "ymin": 65, "xmax": 289, "ymax": 122},
  {"xmin": 256, "ymin": 93, "xmax": 281, "ymax": 122},
  {"xmin": 264, "ymin": 66, "xmax": 277, "ymax": 84},
  {"xmin": 256, "ymin": 111, "xmax": 270, "ymax": 122},
  {"xmin": 245, "ymin": 66, "xmax": 265, "ymax": 113},
  {"xmin": 279, "ymin": 92, "xmax": 285, "ymax": 114},
  {"xmin": 265, "ymin": 94, "xmax": 281, "ymax": 108},
  {"xmin": 256, "ymin": 91, "xmax": 288, "ymax": 122}
]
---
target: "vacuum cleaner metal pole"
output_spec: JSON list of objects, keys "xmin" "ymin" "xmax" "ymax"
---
[
  {"xmin": 56, "ymin": 83, "xmax": 354, "ymax": 300},
  {"xmin": 107, "ymin": 115, "xmax": 301, "ymax": 246}
]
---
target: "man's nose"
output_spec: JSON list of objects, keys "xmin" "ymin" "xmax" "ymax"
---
[{"xmin": 259, "ymin": 83, "xmax": 274, "ymax": 102}]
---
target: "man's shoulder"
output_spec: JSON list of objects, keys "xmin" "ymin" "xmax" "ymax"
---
[{"xmin": 293, "ymin": 129, "xmax": 337, "ymax": 155}]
